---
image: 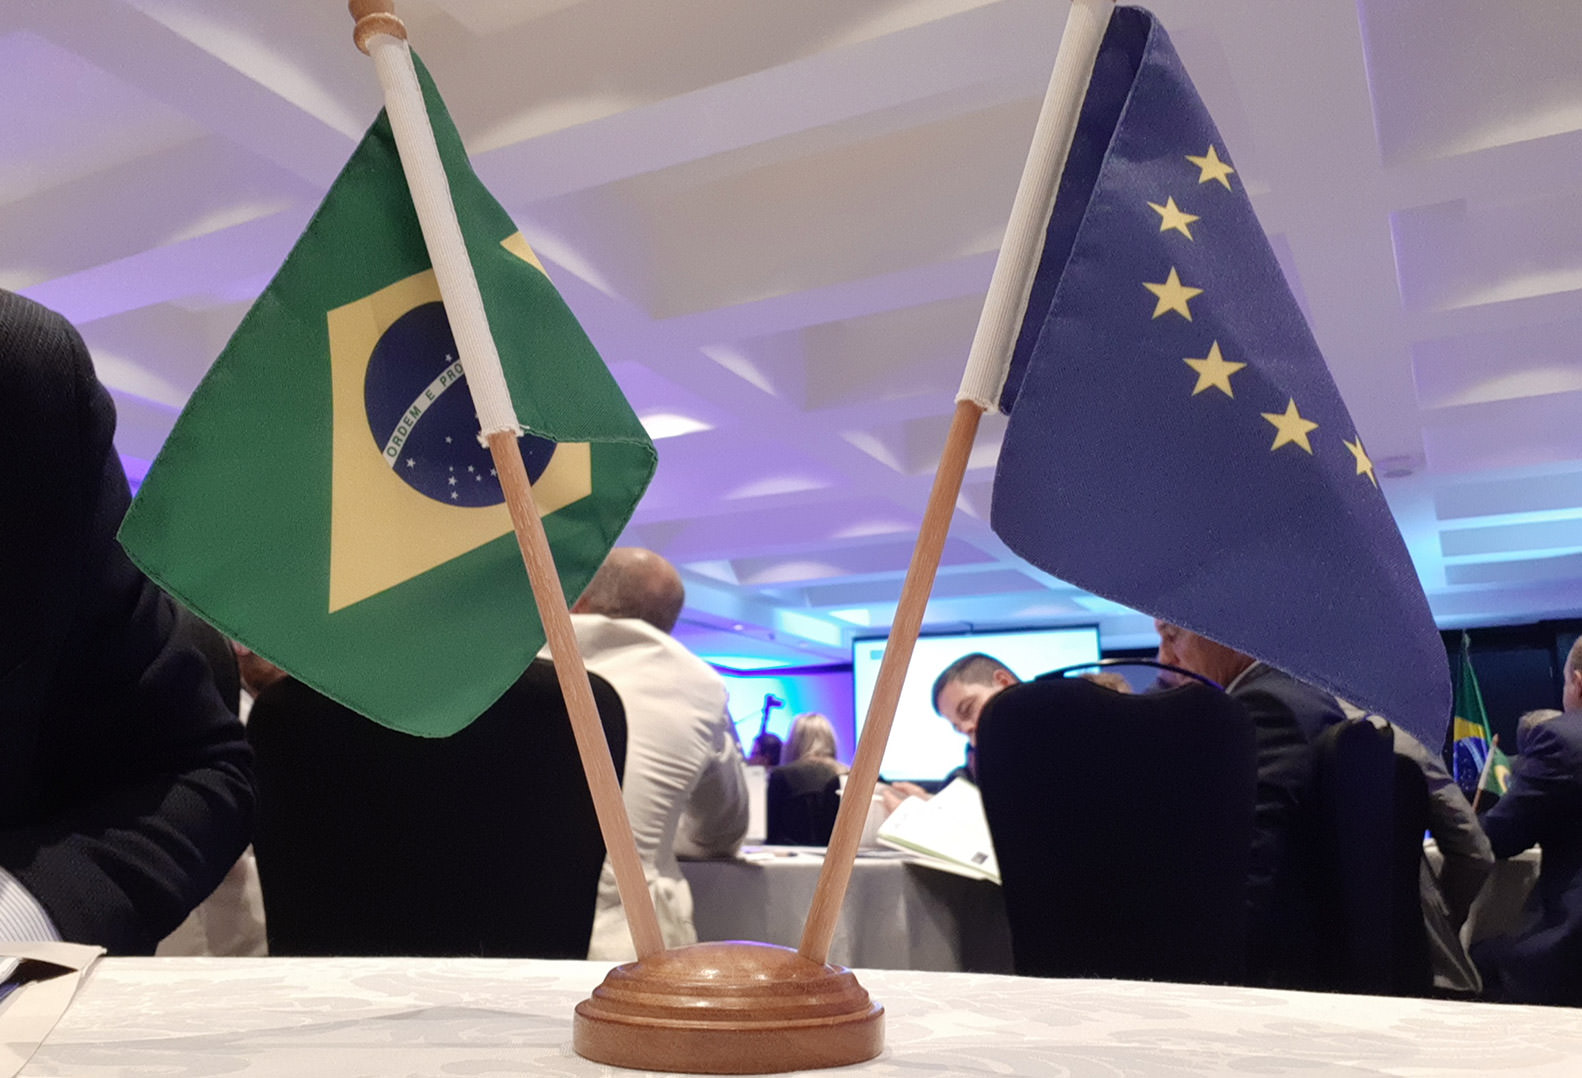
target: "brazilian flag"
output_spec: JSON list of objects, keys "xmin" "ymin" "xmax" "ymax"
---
[
  {"xmin": 1449, "ymin": 633, "xmax": 1508, "ymax": 803},
  {"xmin": 119, "ymin": 54, "xmax": 655, "ymax": 737}
]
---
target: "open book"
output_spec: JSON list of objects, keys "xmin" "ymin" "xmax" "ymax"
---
[{"xmin": 876, "ymin": 778, "xmax": 1000, "ymax": 884}]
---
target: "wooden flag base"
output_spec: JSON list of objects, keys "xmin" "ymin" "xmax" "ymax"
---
[{"xmin": 573, "ymin": 941, "xmax": 884, "ymax": 1073}]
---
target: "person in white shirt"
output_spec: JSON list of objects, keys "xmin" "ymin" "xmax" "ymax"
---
[{"xmin": 559, "ymin": 548, "xmax": 748, "ymax": 960}]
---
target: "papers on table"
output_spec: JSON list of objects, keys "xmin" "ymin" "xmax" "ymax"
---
[
  {"xmin": 876, "ymin": 779, "xmax": 1000, "ymax": 884},
  {"xmin": 738, "ymin": 846, "xmax": 822, "ymax": 862},
  {"xmin": 731, "ymin": 845, "xmax": 937, "ymax": 864},
  {"xmin": 0, "ymin": 941, "xmax": 104, "ymax": 1078},
  {"xmin": 743, "ymin": 765, "xmax": 768, "ymax": 845}
]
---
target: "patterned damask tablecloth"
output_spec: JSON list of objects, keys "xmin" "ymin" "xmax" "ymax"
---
[{"xmin": 19, "ymin": 957, "xmax": 1582, "ymax": 1076}]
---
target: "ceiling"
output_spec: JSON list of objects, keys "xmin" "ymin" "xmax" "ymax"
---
[{"xmin": 5, "ymin": 0, "xmax": 1582, "ymax": 670}]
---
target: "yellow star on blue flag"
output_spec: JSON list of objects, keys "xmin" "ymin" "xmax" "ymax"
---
[
  {"xmin": 1261, "ymin": 399, "xmax": 1318, "ymax": 453},
  {"xmin": 1186, "ymin": 145, "xmax": 1235, "ymax": 189},
  {"xmin": 1144, "ymin": 267, "xmax": 1202, "ymax": 320}
]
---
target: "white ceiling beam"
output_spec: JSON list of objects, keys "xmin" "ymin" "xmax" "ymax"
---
[
  {"xmin": 25, "ymin": 0, "xmax": 357, "ymax": 188},
  {"xmin": 472, "ymin": 0, "xmax": 1064, "ymax": 201},
  {"xmin": 21, "ymin": 205, "xmax": 313, "ymax": 325}
]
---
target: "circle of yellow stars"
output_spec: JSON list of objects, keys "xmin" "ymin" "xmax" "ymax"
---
[{"xmin": 1141, "ymin": 143, "xmax": 1377, "ymax": 488}]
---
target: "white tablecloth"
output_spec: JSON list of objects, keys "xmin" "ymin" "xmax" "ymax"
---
[
  {"xmin": 18, "ymin": 956, "xmax": 1582, "ymax": 1076},
  {"xmin": 1424, "ymin": 841, "xmax": 1542, "ymax": 944},
  {"xmin": 681, "ymin": 849, "xmax": 1013, "ymax": 973},
  {"xmin": 1467, "ymin": 849, "xmax": 1542, "ymax": 943}
]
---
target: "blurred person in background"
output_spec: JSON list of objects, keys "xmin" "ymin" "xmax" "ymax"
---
[
  {"xmin": 562, "ymin": 547, "xmax": 748, "ymax": 959},
  {"xmin": 766, "ymin": 713, "xmax": 847, "ymax": 846},
  {"xmin": 1472, "ymin": 640, "xmax": 1582, "ymax": 1006}
]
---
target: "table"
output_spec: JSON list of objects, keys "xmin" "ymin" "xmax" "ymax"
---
[
  {"xmin": 19, "ymin": 956, "xmax": 1582, "ymax": 1076},
  {"xmin": 1424, "ymin": 841, "xmax": 1542, "ymax": 944},
  {"xmin": 681, "ymin": 842, "xmax": 1542, "ymax": 979},
  {"xmin": 1466, "ymin": 849, "xmax": 1542, "ymax": 943},
  {"xmin": 680, "ymin": 849, "xmax": 1013, "ymax": 973}
]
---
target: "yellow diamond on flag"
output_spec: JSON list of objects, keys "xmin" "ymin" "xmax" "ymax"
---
[{"xmin": 327, "ymin": 246, "xmax": 591, "ymax": 613}]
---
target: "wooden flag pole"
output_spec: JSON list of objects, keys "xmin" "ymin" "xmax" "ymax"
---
[
  {"xmin": 347, "ymin": 0, "xmax": 664, "ymax": 959},
  {"xmin": 797, "ymin": 0, "xmax": 1116, "ymax": 967},
  {"xmin": 486, "ymin": 432, "xmax": 666, "ymax": 958},
  {"xmin": 799, "ymin": 399, "xmax": 981, "ymax": 963}
]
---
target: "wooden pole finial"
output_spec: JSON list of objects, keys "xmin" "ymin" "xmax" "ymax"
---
[{"xmin": 349, "ymin": 0, "xmax": 406, "ymax": 54}]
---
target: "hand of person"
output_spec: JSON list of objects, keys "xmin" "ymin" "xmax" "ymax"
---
[{"xmin": 879, "ymin": 781, "xmax": 931, "ymax": 811}]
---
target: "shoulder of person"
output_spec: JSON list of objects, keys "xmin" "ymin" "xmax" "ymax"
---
[
  {"xmin": 1526, "ymin": 711, "xmax": 1582, "ymax": 761},
  {"xmin": 571, "ymin": 614, "xmax": 723, "ymax": 686},
  {"xmin": 1232, "ymin": 663, "xmax": 1344, "ymax": 736},
  {"xmin": 1231, "ymin": 662, "xmax": 1330, "ymax": 708}
]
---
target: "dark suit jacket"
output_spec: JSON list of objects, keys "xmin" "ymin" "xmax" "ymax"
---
[
  {"xmin": 1229, "ymin": 661, "xmax": 1344, "ymax": 983},
  {"xmin": 1478, "ymin": 709, "xmax": 1582, "ymax": 1005},
  {"xmin": 0, "ymin": 290, "xmax": 254, "ymax": 954}
]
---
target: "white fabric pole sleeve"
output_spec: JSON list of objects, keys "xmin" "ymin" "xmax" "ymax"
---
[
  {"xmin": 955, "ymin": 0, "xmax": 1114, "ymax": 411},
  {"xmin": 366, "ymin": 34, "xmax": 522, "ymax": 438}
]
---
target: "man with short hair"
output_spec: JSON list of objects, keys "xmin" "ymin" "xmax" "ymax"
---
[
  {"xmin": 1473, "ymin": 637, "xmax": 1582, "ymax": 1005},
  {"xmin": 1154, "ymin": 621, "xmax": 1344, "ymax": 984},
  {"xmin": 918, "ymin": 652, "xmax": 1020, "ymax": 793},
  {"xmin": 930, "ymin": 652, "xmax": 1019, "ymax": 750},
  {"xmin": 925, "ymin": 654, "xmax": 1132, "ymax": 791},
  {"xmin": 561, "ymin": 548, "xmax": 748, "ymax": 960}
]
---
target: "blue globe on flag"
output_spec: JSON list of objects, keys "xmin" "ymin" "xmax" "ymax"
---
[{"xmin": 363, "ymin": 301, "xmax": 555, "ymax": 507}]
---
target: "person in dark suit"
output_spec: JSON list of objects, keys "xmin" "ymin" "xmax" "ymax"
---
[
  {"xmin": 0, "ymin": 290, "xmax": 254, "ymax": 954},
  {"xmin": 1473, "ymin": 638, "xmax": 1582, "ymax": 1006},
  {"xmin": 1154, "ymin": 621, "xmax": 1344, "ymax": 984}
]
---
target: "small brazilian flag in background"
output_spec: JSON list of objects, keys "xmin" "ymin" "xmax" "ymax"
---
[
  {"xmin": 119, "ymin": 54, "xmax": 656, "ymax": 737},
  {"xmin": 1450, "ymin": 633, "xmax": 1510, "ymax": 803}
]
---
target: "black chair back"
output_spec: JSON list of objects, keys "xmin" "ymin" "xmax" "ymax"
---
[
  {"xmin": 1307, "ymin": 717, "xmax": 1432, "ymax": 995},
  {"xmin": 765, "ymin": 759, "xmax": 842, "ymax": 846},
  {"xmin": 248, "ymin": 658, "xmax": 625, "ymax": 958},
  {"xmin": 976, "ymin": 674, "xmax": 1257, "ymax": 983}
]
